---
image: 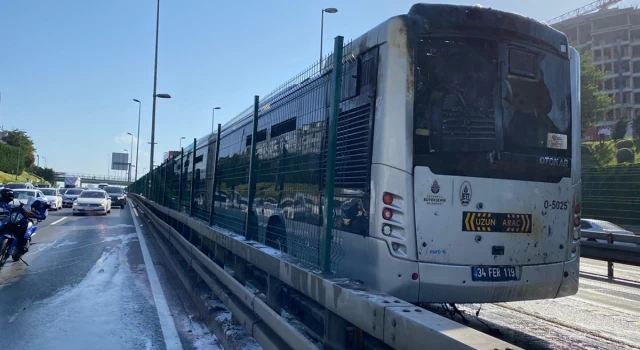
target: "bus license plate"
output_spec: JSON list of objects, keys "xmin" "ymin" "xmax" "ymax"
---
[{"xmin": 472, "ymin": 266, "xmax": 517, "ymax": 282}]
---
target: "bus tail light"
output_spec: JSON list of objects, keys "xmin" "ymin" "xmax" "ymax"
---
[
  {"xmin": 382, "ymin": 208, "xmax": 393, "ymax": 220},
  {"xmin": 573, "ymin": 217, "xmax": 580, "ymax": 227},
  {"xmin": 382, "ymin": 192, "xmax": 394, "ymax": 205},
  {"xmin": 574, "ymin": 204, "xmax": 581, "ymax": 214}
]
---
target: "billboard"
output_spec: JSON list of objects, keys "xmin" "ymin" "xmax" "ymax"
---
[
  {"xmin": 164, "ymin": 150, "xmax": 179, "ymax": 161},
  {"xmin": 111, "ymin": 152, "xmax": 129, "ymax": 171}
]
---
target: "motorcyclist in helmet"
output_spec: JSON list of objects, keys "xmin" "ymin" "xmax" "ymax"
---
[
  {"xmin": 0, "ymin": 188, "xmax": 14, "ymax": 205},
  {"xmin": 0, "ymin": 188, "xmax": 35, "ymax": 256}
]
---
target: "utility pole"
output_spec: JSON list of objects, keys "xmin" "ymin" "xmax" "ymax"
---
[{"xmin": 15, "ymin": 139, "xmax": 21, "ymax": 180}]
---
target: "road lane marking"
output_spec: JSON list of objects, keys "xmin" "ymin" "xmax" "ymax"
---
[
  {"xmin": 133, "ymin": 207, "xmax": 139, "ymax": 217},
  {"xmin": 49, "ymin": 217, "xmax": 67, "ymax": 226},
  {"xmin": 128, "ymin": 200, "xmax": 183, "ymax": 350}
]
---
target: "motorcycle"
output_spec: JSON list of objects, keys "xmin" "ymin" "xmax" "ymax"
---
[{"xmin": 0, "ymin": 197, "xmax": 50, "ymax": 268}]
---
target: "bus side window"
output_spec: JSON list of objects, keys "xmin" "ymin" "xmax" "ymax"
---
[{"xmin": 341, "ymin": 55, "xmax": 358, "ymax": 100}]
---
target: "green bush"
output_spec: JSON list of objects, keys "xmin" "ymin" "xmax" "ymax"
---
[
  {"xmin": 613, "ymin": 119, "xmax": 629, "ymax": 140},
  {"xmin": 0, "ymin": 143, "xmax": 24, "ymax": 175},
  {"xmin": 616, "ymin": 148, "xmax": 634, "ymax": 164},
  {"xmin": 616, "ymin": 139, "xmax": 634, "ymax": 150}
]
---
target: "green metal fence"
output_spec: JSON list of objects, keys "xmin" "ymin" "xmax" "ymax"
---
[
  {"xmin": 582, "ymin": 166, "xmax": 640, "ymax": 230},
  {"xmin": 128, "ymin": 37, "xmax": 369, "ymax": 273}
]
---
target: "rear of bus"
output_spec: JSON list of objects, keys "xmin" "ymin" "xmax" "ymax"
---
[{"xmin": 408, "ymin": 5, "xmax": 580, "ymax": 303}]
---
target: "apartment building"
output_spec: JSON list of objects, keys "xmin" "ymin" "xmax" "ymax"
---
[{"xmin": 554, "ymin": 6, "xmax": 640, "ymax": 124}]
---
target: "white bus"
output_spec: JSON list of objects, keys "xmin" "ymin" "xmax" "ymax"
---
[{"xmin": 207, "ymin": 4, "xmax": 581, "ymax": 303}]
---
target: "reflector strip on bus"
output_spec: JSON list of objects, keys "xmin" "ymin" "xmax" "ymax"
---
[{"xmin": 463, "ymin": 212, "xmax": 531, "ymax": 233}]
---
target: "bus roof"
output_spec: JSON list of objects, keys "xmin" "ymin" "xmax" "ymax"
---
[{"xmin": 408, "ymin": 4, "xmax": 567, "ymax": 55}]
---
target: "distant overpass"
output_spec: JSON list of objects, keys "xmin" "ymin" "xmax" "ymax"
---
[{"xmin": 53, "ymin": 173, "xmax": 132, "ymax": 186}]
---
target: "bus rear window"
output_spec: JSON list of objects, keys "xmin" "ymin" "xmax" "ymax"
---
[
  {"xmin": 414, "ymin": 38, "xmax": 572, "ymax": 183},
  {"xmin": 414, "ymin": 38, "xmax": 498, "ymax": 153}
]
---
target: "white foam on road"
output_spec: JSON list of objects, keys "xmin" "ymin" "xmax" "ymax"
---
[
  {"xmin": 15, "ymin": 230, "xmax": 163, "ymax": 349},
  {"xmin": 29, "ymin": 233, "xmax": 137, "ymax": 256},
  {"xmin": 181, "ymin": 314, "xmax": 222, "ymax": 350},
  {"xmin": 128, "ymin": 200, "xmax": 184, "ymax": 350}
]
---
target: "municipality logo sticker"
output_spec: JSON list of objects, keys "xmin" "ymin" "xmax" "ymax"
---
[
  {"xmin": 431, "ymin": 180, "xmax": 440, "ymax": 194},
  {"xmin": 460, "ymin": 181, "xmax": 471, "ymax": 206}
]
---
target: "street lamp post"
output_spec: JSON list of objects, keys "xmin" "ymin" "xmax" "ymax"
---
[
  {"xmin": 133, "ymin": 99, "xmax": 141, "ymax": 182},
  {"xmin": 124, "ymin": 149, "xmax": 129, "ymax": 182},
  {"xmin": 149, "ymin": 0, "xmax": 171, "ymax": 196},
  {"xmin": 179, "ymin": 136, "xmax": 185, "ymax": 149},
  {"xmin": 212, "ymin": 107, "xmax": 221, "ymax": 134},
  {"xmin": 127, "ymin": 133, "xmax": 134, "ymax": 182},
  {"xmin": 319, "ymin": 7, "xmax": 338, "ymax": 71}
]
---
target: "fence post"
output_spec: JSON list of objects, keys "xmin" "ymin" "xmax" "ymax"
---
[
  {"xmin": 245, "ymin": 95, "xmax": 260, "ymax": 241},
  {"xmin": 608, "ymin": 233, "xmax": 614, "ymax": 279},
  {"xmin": 155, "ymin": 167, "xmax": 158, "ymax": 201},
  {"xmin": 154, "ymin": 167, "xmax": 159, "ymax": 201},
  {"xmin": 162, "ymin": 162, "xmax": 168, "ymax": 206},
  {"xmin": 321, "ymin": 36, "xmax": 344, "ymax": 273},
  {"xmin": 209, "ymin": 123, "xmax": 222, "ymax": 226},
  {"xmin": 178, "ymin": 147, "xmax": 184, "ymax": 210},
  {"xmin": 190, "ymin": 138, "xmax": 197, "ymax": 216}
]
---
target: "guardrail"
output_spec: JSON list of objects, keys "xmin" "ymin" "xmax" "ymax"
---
[
  {"xmin": 130, "ymin": 194, "xmax": 518, "ymax": 350},
  {"xmin": 580, "ymin": 230, "xmax": 640, "ymax": 278}
]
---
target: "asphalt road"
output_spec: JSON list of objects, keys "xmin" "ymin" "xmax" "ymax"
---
[
  {"xmin": 430, "ymin": 258, "xmax": 640, "ymax": 349},
  {"xmin": 0, "ymin": 201, "xmax": 220, "ymax": 350}
]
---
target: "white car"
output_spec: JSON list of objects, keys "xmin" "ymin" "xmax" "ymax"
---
[
  {"xmin": 40, "ymin": 188, "xmax": 63, "ymax": 210},
  {"xmin": 62, "ymin": 188, "xmax": 84, "ymax": 208},
  {"xmin": 580, "ymin": 219, "xmax": 636, "ymax": 246},
  {"xmin": 5, "ymin": 182, "xmax": 35, "ymax": 190},
  {"xmin": 72, "ymin": 189, "xmax": 111, "ymax": 216},
  {"xmin": 12, "ymin": 189, "xmax": 47, "ymax": 205},
  {"xmin": 581, "ymin": 219, "xmax": 634, "ymax": 236}
]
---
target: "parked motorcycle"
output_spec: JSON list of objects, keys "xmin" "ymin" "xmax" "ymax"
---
[{"xmin": 0, "ymin": 189, "xmax": 50, "ymax": 268}]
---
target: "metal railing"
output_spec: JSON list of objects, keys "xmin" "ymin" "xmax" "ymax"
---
[
  {"xmin": 131, "ymin": 194, "xmax": 518, "ymax": 350},
  {"xmin": 53, "ymin": 173, "xmax": 130, "ymax": 183},
  {"xmin": 129, "ymin": 37, "xmax": 363, "ymax": 273},
  {"xmin": 582, "ymin": 167, "xmax": 640, "ymax": 227},
  {"xmin": 581, "ymin": 230, "xmax": 640, "ymax": 278}
]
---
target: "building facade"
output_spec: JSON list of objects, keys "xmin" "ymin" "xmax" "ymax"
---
[{"xmin": 554, "ymin": 6, "xmax": 640, "ymax": 125}]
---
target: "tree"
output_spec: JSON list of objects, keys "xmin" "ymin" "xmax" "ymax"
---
[
  {"xmin": 612, "ymin": 118, "xmax": 628, "ymax": 140},
  {"xmin": 2, "ymin": 129, "xmax": 36, "ymax": 170},
  {"xmin": 633, "ymin": 116, "xmax": 640, "ymax": 139},
  {"xmin": 25, "ymin": 152, "xmax": 35, "ymax": 169},
  {"xmin": 32, "ymin": 166, "xmax": 56, "ymax": 184},
  {"xmin": 580, "ymin": 51, "xmax": 612, "ymax": 134}
]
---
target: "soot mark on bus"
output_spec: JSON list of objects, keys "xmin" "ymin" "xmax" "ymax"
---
[{"xmin": 409, "ymin": 7, "xmax": 572, "ymax": 184}]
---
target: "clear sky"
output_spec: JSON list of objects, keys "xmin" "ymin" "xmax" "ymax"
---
[{"xmin": 0, "ymin": 0, "xmax": 638, "ymax": 178}]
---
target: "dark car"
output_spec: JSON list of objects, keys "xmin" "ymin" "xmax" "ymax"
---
[{"xmin": 103, "ymin": 186, "xmax": 126, "ymax": 207}]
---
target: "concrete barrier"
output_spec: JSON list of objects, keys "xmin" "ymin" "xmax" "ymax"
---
[{"xmin": 132, "ymin": 194, "xmax": 519, "ymax": 350}]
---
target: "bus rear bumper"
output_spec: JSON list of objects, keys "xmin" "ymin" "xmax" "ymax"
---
[{"xmin": 417, "ymin": 257, "xmax": 579, "ymax": 303}]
